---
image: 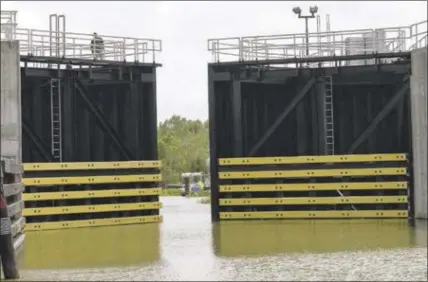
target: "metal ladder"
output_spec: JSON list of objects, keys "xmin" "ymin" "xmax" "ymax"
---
[
  {"xmin": 324, "ymin": 76, "xmax": 335, "ymax": 155},
  {"xmin": 50, "ymin": 76, "xmax": 62, "ymax": 161},
  {"xmin": 48, "ymin": 14, "xmax": 65, "ymax": 161}
]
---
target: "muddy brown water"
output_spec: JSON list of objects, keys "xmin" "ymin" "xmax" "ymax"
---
[{"xmin": 17, "ymin": 197, "xmax": 427, "ymax": 281}]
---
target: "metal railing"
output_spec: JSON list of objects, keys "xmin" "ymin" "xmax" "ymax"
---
[
  {"xmin": 0, "ymin": 11, "xmax": 17, "ymax": 40},
  {"xmin": 0, "ymin": 11, "xmax": 162, "ymax": 65},
  {"xmin": 208, "ymin": 20, "xmax": 427, "ymax": 66},
  {"xmin": 6, "ymin": 28, "xmax": 162, "ymax": 64}
]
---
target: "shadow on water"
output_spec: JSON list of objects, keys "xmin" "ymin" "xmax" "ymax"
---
[
  {"xmin": 18, "ymin": 223, "xmax": 161, "ymax": 270},
  {"xmin": 212, "ymin": 219, "xmax": 428, "ymax": 258}
]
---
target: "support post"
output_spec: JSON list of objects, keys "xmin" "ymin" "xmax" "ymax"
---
[
  {"xmin": 208, "ymin": 66, "xmax": 220, "ymax": 222},
  {"xmin": 316, "ymin": 76, "xmax": 327, "ymax": 154},
  {"xmin": 147, "ymin": 74, "xmax": 158, "ymax": 160},
  {"xmin": 62, "ymin": 66, "xmax": 74, "ymax": 161},
  {"xmin": 232, "ymin": 80, "xmax": 243, "ymax": 157},
  {"xmin": 128, "ymin": 82, "xmax": 140, "ymax": 160}
]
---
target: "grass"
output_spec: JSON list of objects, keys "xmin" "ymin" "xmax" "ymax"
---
[
  {"xmin": 160, "ymin": 188, "xmax": 182, "ymax": 196},
  {"xmin": 198, "ymin": 197, "xmax": 211, "ymax": 204}
]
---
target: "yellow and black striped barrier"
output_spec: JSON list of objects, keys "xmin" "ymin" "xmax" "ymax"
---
[
  {"xmin": 22, "ymin": 160, "xmax": 163, "ymax": 231},
  {"xmin": 217, "ymin": 153, "xmax": 409, "ymax": 220}
]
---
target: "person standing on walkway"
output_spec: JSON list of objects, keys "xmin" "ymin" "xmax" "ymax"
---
[{"xmin": 90, "ymin": 32, "xmax": 105, "ymax": 60}]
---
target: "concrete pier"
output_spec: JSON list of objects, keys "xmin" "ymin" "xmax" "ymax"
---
[
  {"xmin": 1, "ymin": 40, "xmax": 23, "ymax": 279},
  {"xmin": 1, "ymin": 40, "xmax": 22, "ymax": 163},
  {"xmin": 410, "ymin": 47, "xmax": 428, "ymax": 220}
]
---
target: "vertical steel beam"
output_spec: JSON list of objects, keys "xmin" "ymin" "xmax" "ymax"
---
[
  {"xmin": 93, "ymin": 90, "xmax": 104, "ymax": 162},
  {"xmin": 31, "ymin": 79, "xmax": 43, "ymax": 162},
  {"xmin": 80, "ymin": 86, "xmax": 91, "ymax": 162},
  {"xmin": 208, "ymin": 66, "xmax": 220, "ymax": 222},
  {"xmin": 232, "ymin": 80, "xmax": 243, "ymax": 157},
  {"xmin": 316, "ymin": 76, "xmax": 327, "ymax": 154},
  {"xmin": 147, "ymin": 72, "xmax": 158, "ymax": 160},
  {"xmin": 145, "ymin": 71, "xmax": 159, "ymax": 215},
  {"xmin": 296, "ymin": 87, "xmax": 307, "ymax": 155},
  {"xmin": 62, "ymin": 68, "xmax": 74, "ymax": 161},
  {"xmin": 310, "ymin": 88, "xmax": 319, "ymax": 153},
  {"xmin": 138, "ymin": 85, "xmax": 147, "ymax": 161},
  {"xmin": 109, "ymin": 86, "xmax": 119, "ymax": 161},
  {"xmin": 366, "ymin": 91, "xmax": 375, "ymax": 152},
  {"xmin": 129, "ymin": 82, "xmax": 141, "ymax": 160},
  {"xmin": 77, "ymin": 81, "xmax": 92, "ymax": 217}
]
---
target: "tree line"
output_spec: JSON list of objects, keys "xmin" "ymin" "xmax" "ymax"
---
[{"xmin": 158, "ymin": 115, "xmax": 209, "ymax": 184}]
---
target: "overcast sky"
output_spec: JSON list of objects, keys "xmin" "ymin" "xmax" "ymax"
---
[{"xmin": 2, "ymin": 1, "xmax": 427, "ymax": 122}]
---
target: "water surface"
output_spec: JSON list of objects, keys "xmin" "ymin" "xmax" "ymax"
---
[{"xmin": 19, "ymin": 197, "xmax": 427, "ymax": 281}]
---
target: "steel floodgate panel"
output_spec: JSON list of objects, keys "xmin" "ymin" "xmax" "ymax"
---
[
  {"xmin": 214, "ymin": 153, "xmax": 409, "ymax": 220},
  {"xmin": 23, "ymin": 161, "xmax": 163, "ymax": 231}
]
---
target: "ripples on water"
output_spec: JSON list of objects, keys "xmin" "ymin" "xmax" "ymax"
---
[{"xmin": 19, "ymin": 197, "xmax": 427, "ymax": 281}]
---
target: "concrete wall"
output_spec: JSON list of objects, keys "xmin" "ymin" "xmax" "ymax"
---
[
  {"xmin": 1, "ymin": 40, "xmax": 22, "ymax": 163},
  {"xmin": 1, "ymin": 40, "xmax": 24, "ymax": 275},
  {"xmin": 410, "ymin": 47, "xmax": 428, "ymax": 220}
]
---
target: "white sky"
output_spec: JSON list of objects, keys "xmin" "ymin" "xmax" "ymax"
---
[{"xmin": 2, "ymin": 1, "xmax": 427, "ymax": 122}]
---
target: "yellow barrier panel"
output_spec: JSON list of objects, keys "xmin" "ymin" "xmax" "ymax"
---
[
  {"xmin": 23, "ymin": 160, "xmax": 161, "ymax": 171},
  {"xmin": 218, "ymin": 153, "xmax": 406, "ymax": 166},
  {"xmin": 22, "ymin": 160, "xmax": 163, "ymax": 231},
  {"xmin": 219, "ymin": 210, "xmax": 408, "ymax": 219},
  {"xmin": 216, "ymin": 153, "xmax": 409, "ymax": 220},
  {"xmin": 219, "ymin": 181, "xmax": 408, "ymax": 192},
  {"xmin": 23, "ymin": 202, "xmax": 162, "ymax": 216},
  {"xmin": 25, "ymin": 215, "xmax": 163, "ymax": 231},
  {"xmin": 219, "ymin": 196, "xmax": 408, "ymax": 206},
  {"xmin": 219, "ymin": 167, "xmax": 406, "ymax": 179},
  {"xmin": 23, "ymin": 188, "xmax": 161, "ymax": 201},
  {"xmin": 22, "ymin": 174, "xmax": 162, "ymax": 186}
]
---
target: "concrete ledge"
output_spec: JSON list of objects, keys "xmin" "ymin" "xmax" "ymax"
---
[
  {"xmin": 2, "ymin": 183, "xmax": 24, "ymax": 197},
  {"xmin": 7, "ymin": 201, "xmax": 24, "ymax": 218},
  {"xmin": 11, "ymin": 217, "xmax": 25, "ymax": 238}
]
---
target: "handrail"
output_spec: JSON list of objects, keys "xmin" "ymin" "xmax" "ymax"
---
[
  {"xmin": 208, "ymin": 20, "xmax": 427, "ymax": 66},
  {"xmin": 0, "ymin": 10, "xmax": 162, "ymax": 65}
]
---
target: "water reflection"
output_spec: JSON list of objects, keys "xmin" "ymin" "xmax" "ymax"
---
[
  {"xmin": 212, "ymin": 219, "xmax": 427, "ymax": 257},
  {"xmin": 19, "ymin": 223, "xmax": 160, "ymax": 269}
]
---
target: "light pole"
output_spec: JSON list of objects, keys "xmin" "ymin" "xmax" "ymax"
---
[{"xmin": 292, "ymin": 5, "xmax": 318, "ymax": 56}]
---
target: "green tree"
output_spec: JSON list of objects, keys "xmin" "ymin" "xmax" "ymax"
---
[{"xmin": 158, "ymin": 115, "xmax": 209, "ymax": 184}]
